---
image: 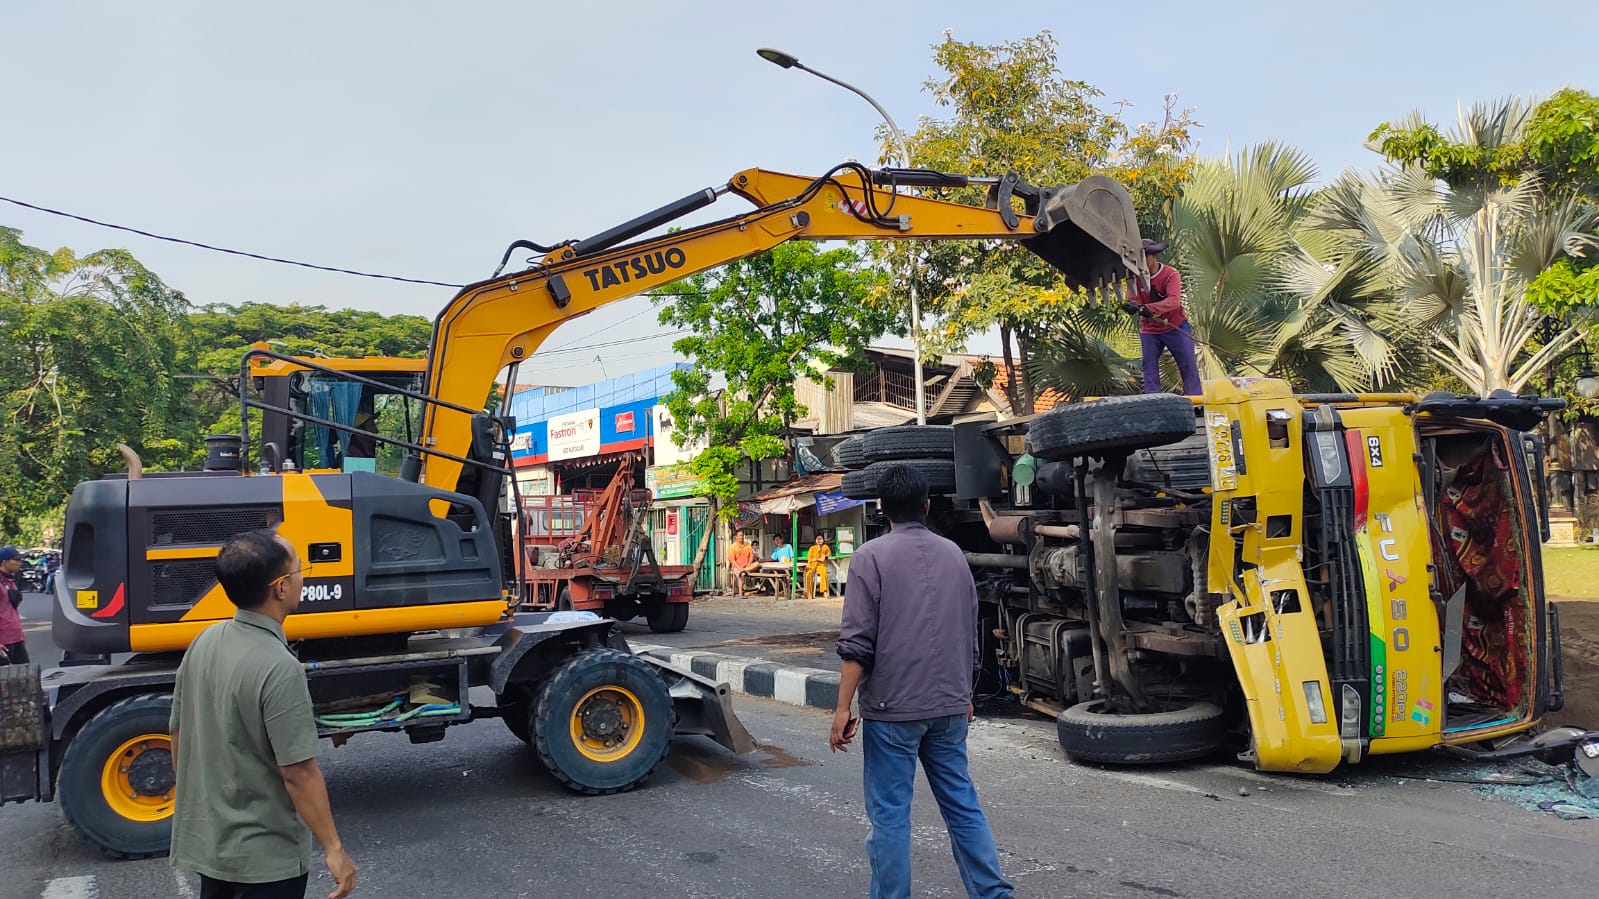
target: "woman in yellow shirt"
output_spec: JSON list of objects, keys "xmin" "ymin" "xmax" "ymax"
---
[{"xmin": 804, "ymin": 534, "xmax": 832, "ymax": 598}]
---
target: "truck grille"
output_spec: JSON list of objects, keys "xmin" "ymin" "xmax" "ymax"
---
[{"xmin": 1319, "ymin": 487, "xmax": 1370, "ymax": 715}]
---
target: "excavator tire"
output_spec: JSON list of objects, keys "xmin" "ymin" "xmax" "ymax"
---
[
  {"xmin": 862, "ymin": 425, "xmax": 955, "ymax": 462},
  {"xmin": 0, "ymin": 664, "xmax": 47, "ymax": 753},
  {"xmin": 1026, "ymin": 394, "xmax": 1196, "ymax": 461},
  {"xmin": 533, "ymin": 649, "xmax": 674, "ymax": 795},
  {"xmin": 1055, "ymin": 698, "xmax": 1224, "ymax": 765},
  {"xmin": 835, "ymin": 436, "xmax": 868, "ymax": 470},
  {"xmin": 498, "ymin": 686, "xmax": 533, "ymax": 744},
  {"xmin": 58, "ymin": 693, "xmax": 174, "ymax": 858}
]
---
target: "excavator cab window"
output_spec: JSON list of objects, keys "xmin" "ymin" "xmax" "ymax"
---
[{"xmin": 285, "ymin": 370, "xmax": 425, "ymax": 475}]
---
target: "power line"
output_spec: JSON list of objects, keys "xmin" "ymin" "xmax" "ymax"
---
[{"xmin": 1, "ymin": 193, "xmax": 469, "ymax": 288}]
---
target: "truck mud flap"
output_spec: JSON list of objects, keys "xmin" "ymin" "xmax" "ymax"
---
[
  {"xmin": 1, "ymin": 664, "xmax": 51, "ymax": 806},
  {"xmin": 639, "ymin": 656, "xmax": 756, "ymax": 756}
]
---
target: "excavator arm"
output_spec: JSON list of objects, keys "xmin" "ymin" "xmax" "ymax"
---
[{"xmin": 420, "ymin": 163, "xmax": 1144, "ymax": 493}]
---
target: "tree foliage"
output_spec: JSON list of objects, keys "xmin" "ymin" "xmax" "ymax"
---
[
  {"xmin": 897, "ymin": 30, "xmax": 1198, "ymax": 413},
  {"xmin": 1361, "ymin": 97, "xmax": 1598, "ymax": 394},
  {"xmin": 0, "ymin": 229, "xmax": 434, "ymax": 543},
  {"xmin": 653, "ymin": 242, "xmax": 890, "ymax": 515}
]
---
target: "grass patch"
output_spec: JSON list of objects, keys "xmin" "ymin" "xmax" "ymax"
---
[{"xmin": 1543, "ymin": 544, "xmax": 1599, "ymax": 600}]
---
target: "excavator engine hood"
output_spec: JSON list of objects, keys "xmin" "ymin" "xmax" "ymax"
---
[{"xmin": 1027, "ymin": 175, "xmax": 1147, "ymax": 293}]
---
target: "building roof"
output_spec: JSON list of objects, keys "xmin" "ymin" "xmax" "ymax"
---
[
  {"xmin": 988, "ymin": 365, "xmax": 1065, "ymax": 414},
  {"xmin": 749, "ymin": 472, "xmax": 844, "ymax": 514}
]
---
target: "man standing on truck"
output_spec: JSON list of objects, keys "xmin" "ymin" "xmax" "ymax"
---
[
  {"xmin": 169, "ymin": 530, "xmax": 357, "ymax": 899},
  {"xmin": 1123, "ymin": 238, "xmax": 1201, "ymax": 396},
  {"xmin": 831, "ymin": 465, "xmax": 1012, "ymax": 899}
]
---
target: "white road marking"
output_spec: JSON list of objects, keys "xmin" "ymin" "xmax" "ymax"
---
[
  {"xmin": 174, "ymin": 869, "xmax": 198, "ymax": 899},
  {"xmin": 41, "ymin": 876, "xmax": 98, "ymax": 899}
]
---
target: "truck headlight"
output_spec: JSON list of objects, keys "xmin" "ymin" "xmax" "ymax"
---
[{"xmin": 1302, "ymin": 681, "xmax": 1328, "ymax": 724}]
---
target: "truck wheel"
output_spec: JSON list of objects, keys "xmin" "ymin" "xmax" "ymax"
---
[
  {"xmin": 1055, "ymin": 698, "xmax": 1224, "ymax": 765},
  {"xmin": 647, "ymin": 601, "xmax": 689, "ymax": 634},
  {"xmin": 862, "ymin": 425, "xmax": 955, "ymax": 462},
  {"xmin": 0, "ymin": 664, "xmax": 47, "ymax": 752},
  {"xmin": 1026, "ymin": 394, "xmax": 1196, "ymax": 461},
  {"xmin": 835, "ymin": 436, "xmax": 868, "ymax": 470},
  {"xmin": 58, "ymin": 694, "xmax": 174, "ymax": 858},
  {"xmin": 532, "ymin": 649, "xmax": 674, "ymax": 794},
  {"xmin": 842, "ymin": 460, "xmax": 958, "ymax": 499},
  {"xmin": 556, "ymin": 586, "xmax": 574, "ymax": 612}
]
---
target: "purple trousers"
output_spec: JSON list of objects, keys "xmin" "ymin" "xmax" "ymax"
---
[{"xmin": 1140, "ymin": 322, "xmax": 1202, "ymax": 396}]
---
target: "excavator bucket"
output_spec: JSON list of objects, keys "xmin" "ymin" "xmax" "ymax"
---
[{"xmin": 1026, "ymin": 175, "xmax": 1147, "ymax": 295}]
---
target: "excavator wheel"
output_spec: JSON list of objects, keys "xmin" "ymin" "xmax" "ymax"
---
[
  {"xmin": 532, "ymin": 649, "xmax": 675, "ymax": 795},
  {"xmin": 58, "ymin": 694, "xmax": 174, "ymax": 858}
]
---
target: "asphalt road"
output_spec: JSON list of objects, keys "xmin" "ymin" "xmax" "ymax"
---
[{"xmin": 7, "ymin": 593, "xmax": 1599, "ymax": 898}]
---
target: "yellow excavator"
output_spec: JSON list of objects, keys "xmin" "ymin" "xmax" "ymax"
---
[{"xmin": 0, "ymin": 161, "xmax": 1146, "ymax": 857}]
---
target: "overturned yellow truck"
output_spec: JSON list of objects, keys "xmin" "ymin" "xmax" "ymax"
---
[{"xmin": 842, "ymin": 379, "xmax": 1584, "ymax": 772}]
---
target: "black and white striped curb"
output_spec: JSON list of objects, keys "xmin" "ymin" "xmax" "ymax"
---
[{"xmin": 630, "ymin": 642, "xmax": 838, "ymax": 712}]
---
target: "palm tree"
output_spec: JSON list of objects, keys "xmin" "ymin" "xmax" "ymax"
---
[
  {"xmin": 1030, "ymin": 143, "xmax": 1404, "ymax": 398},
  {"xmin": 1314, "ymin": 99, "xmax": 1598, "ymax": 395}
]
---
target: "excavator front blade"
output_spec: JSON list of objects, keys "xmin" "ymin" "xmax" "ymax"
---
[{"xmin": 1027, "ymin": 175, "xmax": 1147, "ymax": 295}]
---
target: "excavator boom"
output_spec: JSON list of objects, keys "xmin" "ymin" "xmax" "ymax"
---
[{"xmin": 420, "ymin": 163, "xmax": 1143, "ymax": 493}]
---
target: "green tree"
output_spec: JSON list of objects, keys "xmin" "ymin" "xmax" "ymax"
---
[
  {"xmin": 0, "ymin": 228, "xmax": 197, "ymax": 539},
  {"xmin": 898, "ymin": 30, "xmax": 1198, "ymax": 413},
  {"xmin": 1355, "ymin": 98, "xmax": 1598, "ymax": 394},
  {"xmin": 653, "ymin": 242, "xmax": 891, "ymax": 520},
  {"xmin": 1027, "ymin": 144, "xmax": 1414, "ymax": 399}
]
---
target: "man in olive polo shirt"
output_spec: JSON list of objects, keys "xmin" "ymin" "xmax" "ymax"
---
[{"xmin": 170, "ymin": 529, "xmax": 357, "ymax": 899}]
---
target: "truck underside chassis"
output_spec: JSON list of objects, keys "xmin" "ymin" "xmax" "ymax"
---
[
  {"xmin": 967, "ymin": 396, "xmax": 1233, "ymax": 766},
  {"xmin": 0, "ymin": 616, "xmax": 751, "ymax": 858}
]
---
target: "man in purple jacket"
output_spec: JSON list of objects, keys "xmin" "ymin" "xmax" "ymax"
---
[{"xmin": 831, "ymin": 465, "xmax": 1012, "ymax": 899}]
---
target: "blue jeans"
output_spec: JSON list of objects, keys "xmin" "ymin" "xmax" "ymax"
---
[
  {"xmin": 862, "ymin": 714, "xmax": 1012, "ymax": 899},
  {"xmin": 1140, "ymin": 322, "xmax": 1202, "ymax": 396}
]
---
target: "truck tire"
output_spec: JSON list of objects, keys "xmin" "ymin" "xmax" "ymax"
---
[
  {"xmin": 556, "ymin": 586, "xmax": 574, "ymax": 612},
  {"xmin": 646, "ymin": 601, "xmax": 689, "ymax": 634},
  {"xmin": 841, "ymin": 469, "xmax": 876, "ymax": 499},
  {"xmin": 58, "ymin": 694, "xmax": 174, "ymax": 858},
  {"xmin": 1026, "ymin": 394, "xmax": 1196, "ymax": 461},
  {"xmin": 0, "ymin": 664, "xmax": 47, "ymax": 752},
  {"xmin": 533, "ymin": 649, "xmax": 674, "ymax": 795},
  {"xmin": 835, "ymin": 436, "xmax": 868, "ymax": 470},
  {"xmin": 841, "ymin": 460, "xmax": 958, "ymax": 499},
  {"xmin": 1055, "ymin": 698, "xmax": 1224, "ymax": 765},
  {"xmin": 862, "ymin": 425, "xmax": 955, "ymax": 462}
]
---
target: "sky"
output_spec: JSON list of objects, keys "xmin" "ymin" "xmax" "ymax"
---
[{"xmin": 1, "ymin": 0, "xmax": 1592, "ymax": 386}]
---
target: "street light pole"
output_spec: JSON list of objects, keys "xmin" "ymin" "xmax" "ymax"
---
[{"xmin": 758, "ymin": 48, "xmax": 928, "ymax": 426}]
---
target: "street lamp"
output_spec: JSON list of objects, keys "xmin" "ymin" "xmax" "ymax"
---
[{"xmin": 757, "ymin": 47, "xmax": 928, "ymax": 426}]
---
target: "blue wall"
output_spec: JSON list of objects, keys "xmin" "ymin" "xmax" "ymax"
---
[{"xmin": 510, "ymin": 363, "xmax": 688, "ymax": 464}]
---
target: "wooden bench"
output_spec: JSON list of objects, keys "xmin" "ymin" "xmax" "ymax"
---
[{"xmin": 743, "ymin": 564, "xmax": 794, "ymax": 599}]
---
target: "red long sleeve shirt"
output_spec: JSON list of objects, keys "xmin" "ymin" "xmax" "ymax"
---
[{"xmin": 1127, "ymin": 263, "xmax": 1185, "ymax": 334}]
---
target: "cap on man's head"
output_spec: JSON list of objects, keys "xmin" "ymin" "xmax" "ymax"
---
[
  {"xmin": 0, "ymin": 547, "xmax": 20, "ymax": 562},
  {"xmin": 1142, "ymin": 238, "xmax": 1169, "ymax": 255}
]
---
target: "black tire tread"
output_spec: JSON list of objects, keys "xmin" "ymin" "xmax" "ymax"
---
[
  {"xmin": 532, "ymin": 649, "xmax": 674, "ymax": 795},
  {"xmin": 1027, "ymin": 394, "xmax": 1197, "ymax": 461},
  {"xmin": 58, "ymin": 693, "xmax": 174, "ymax": 859},
  {"xmin": 835, "ymin": 436, "xmax": 868, "ymax": 470},
  {"xmin": 0, "ymin": 663, "xmax": 47, "ymax": 752},
  {"xmin": 862, "ymin": 426, "xmax": 955, "ymax": 462},
  {"xmin": 841, "ymin": 460, "xmax": 958, "ymax": 499},
  {"xmin": 1056, "ymin": 698, "xmax": 1224, "ymax": 765},
  {"xmin": 647, "ymin": 601, "xmax": 689, "ymax": 634}
]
